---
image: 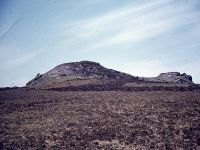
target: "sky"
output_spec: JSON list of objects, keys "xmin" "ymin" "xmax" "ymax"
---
[{"xmin": 0, "ymin": 0, "xmax": 200, "ymax": 87}]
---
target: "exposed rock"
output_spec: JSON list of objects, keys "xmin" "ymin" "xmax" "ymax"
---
[
  {"xmin": 140, "ymin": 72, "xmax": 193, "ymax": 85},
  {"xmin": 157, "ymin": 72, "xmax": 193, "ymax": 84},
  {"xmin": 26, "ymin": 61, "xmax": 136, "ymax": 88},
  {"xmin": 34, "ymin": 73, "xmax": 43, "ymax": 80},
  {"xmin": 26, "ymin": 61, "xmax": 194, "ymax": 89},
  {"xmin": 181, "ymin": 73, "xmax": 192, "ymax": 81},
  {"xmin": 46, "ymin": 61, "xmax": 133, "ymax": 79}
]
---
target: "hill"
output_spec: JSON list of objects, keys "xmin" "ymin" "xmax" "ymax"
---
[
  {"xmin": 1, "ymin": 61, "xmax": 200, "ymax": 149},
  {"xmin": 26, "ymin": 61, "xmax": 194, "ymax": 90}
]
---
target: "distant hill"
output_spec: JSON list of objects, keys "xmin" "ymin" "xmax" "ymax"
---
[
  {"xmin": 26, "ymin": 61, "xmax": 193, "ymax": 89},
  {"xmin": 26, "ymin": 61, "xmax": 136, "ymax": 89},
  {"xmin": 139, "ymin": 72, "xmax": 193, "ymax": 84}
]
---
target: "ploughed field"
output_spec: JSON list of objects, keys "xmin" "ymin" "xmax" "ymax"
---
[{"xmin": 0, "ymin": 88, "xmax": 200, "ymax": 149}]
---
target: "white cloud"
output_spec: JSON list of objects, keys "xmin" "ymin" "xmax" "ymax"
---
[
  {"xmin": 53, "ymin": 0, "xmax": 200, "ymax": 84},
  {"xmin": 60, "ymin": 0, "xmax": 200, "ymax": 51},
  {"xmin": 0, "ymin": 44, "xmax": 40, "ymax": 70},
  {"xmin": 4, "ymin": 52, "xmax": 37, "ymax": 68}
]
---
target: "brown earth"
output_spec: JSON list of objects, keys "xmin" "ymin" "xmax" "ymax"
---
[{"xmin": 0, "ymin": 87, "xmax": 200, "ymax": 149}]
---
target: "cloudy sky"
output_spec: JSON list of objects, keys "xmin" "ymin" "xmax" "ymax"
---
[{"xmin": 0, "ymin": 0, "xmax": 200, "ymax": 87}]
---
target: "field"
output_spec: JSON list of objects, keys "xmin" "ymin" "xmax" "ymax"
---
[{"xmin": 0, "ymin": 88, "xmax": 200, "ymax": 149}]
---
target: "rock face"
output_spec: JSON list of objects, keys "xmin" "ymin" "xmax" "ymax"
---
[
  {"xmin": 26, "ymin": 61, "xmax": 135, "ymax": 88},
  {"xmin": 46, "ymin": 61, "xmax": 133, "ymax": 79},
  {"xmin": 158, "ymin": 72, "xmax": 193, "ymax": 84},
  {"xmin": 26, "ymin": 61, "xmax": 194, "ymax": 88},
  {"xmin": 140, "ymin": 72, "xmax": 193, "ymax": 84}
]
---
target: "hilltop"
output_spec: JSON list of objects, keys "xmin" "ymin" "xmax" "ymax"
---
[{"xmin": 26, "ymin": 61, "xmax": 194, "ymax": 90}]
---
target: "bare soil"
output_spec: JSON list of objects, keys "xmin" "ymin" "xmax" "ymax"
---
[{"xmin": 0, "ymin": 88, "xmax": 200, "ymax": 149}]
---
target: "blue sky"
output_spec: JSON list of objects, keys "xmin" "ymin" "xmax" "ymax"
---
[{"xmin": 0, "ymin": 0, "xmax": 200, "ymax": 87}]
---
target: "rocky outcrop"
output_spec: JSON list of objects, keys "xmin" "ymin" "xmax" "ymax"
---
[
  {"xmin": 158, "ymin": 72, "xmax": 193, "ymax": 84},
  {"xmin": 26, "ymin": 61, "xmax": 194, "ymax": 88},
  {"xmin": 45, "ymin": 61, "xmax": 134, "ymax": 79},
  {"xmin": 26, "ymin": 61, "xmax": 135, "ymax": 88},
  {"xmin": 140, "ymin": 72, "xmax": 193, "ymax": 84}
]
